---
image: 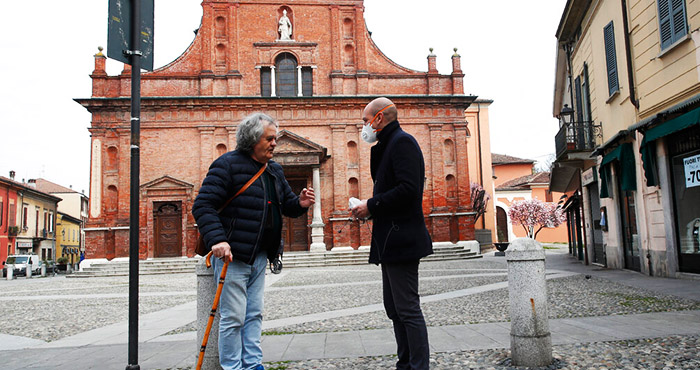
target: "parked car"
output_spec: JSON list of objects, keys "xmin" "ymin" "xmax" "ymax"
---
[{"xmin": 6, "ymin": 254, "xmax": 40, "ymax": 276}]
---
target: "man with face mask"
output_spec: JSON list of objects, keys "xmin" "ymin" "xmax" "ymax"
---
[{"xmin": 352, "ymin": 97, "xmax": 433, "ymax": 370}]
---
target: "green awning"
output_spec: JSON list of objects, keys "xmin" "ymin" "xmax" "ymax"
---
[
  {"xmin": 639, "ymin": 107, "xmax": 700, "ymax": 186},
  {"xmin": 599, "ymin": 142, "xmax": 636, "ymax": 198}
]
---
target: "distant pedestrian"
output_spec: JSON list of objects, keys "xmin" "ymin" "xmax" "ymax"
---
[
  {"xmin": 193, "ymin": 112, "xmax": 315, "ymax": 370},
  {"xmin": 352, "ymin": 97, "xmax": 433, "ymax": 370}
]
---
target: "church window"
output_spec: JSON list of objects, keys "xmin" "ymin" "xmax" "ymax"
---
[{"xmin": 276, "ymin": 53, "xmax": 297, "ymax": 97}]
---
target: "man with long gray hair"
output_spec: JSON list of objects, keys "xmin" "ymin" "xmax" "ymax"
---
[{"xmin": 193, "ymin": 112, "xmax": 315, "ymax": 370}]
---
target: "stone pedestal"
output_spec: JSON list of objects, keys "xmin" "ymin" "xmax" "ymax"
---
[
  {"xmin": 196, "ymin": 258, "xmax": 223, "ymax": 370},
  {"xmin": 506, "ymin": 237, "xmax": 552, "ymax": 367}
]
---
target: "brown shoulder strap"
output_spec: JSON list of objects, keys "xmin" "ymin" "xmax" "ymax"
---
[{"xmin": 217, "ymin": 163, "xmax": 268, "ymax": 213}]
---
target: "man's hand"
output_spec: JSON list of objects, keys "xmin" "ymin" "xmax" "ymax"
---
[
  {"xmin": 299, "ymin": 187, "xmax": 315, "ymax": 208},
  {"xmin": 211, "ymin": 241, "xmax": 233, "ymax": 262},
  {"xmin": 351, "ymin": 199, "xmax": 370, "ymax": 219}
]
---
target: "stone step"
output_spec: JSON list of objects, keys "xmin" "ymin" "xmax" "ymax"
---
[{"xmin": 68, "ymin": 245, "xmax": 480, "ymax": 277}]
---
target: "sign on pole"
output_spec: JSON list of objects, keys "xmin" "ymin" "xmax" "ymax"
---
[{"xmin": 107, "ymin": 0, "xmax": 154, "ymax": 71}]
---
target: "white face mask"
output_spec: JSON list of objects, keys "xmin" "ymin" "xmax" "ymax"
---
[{"xmin": 361, "ymin": 123, "xmax": 378, "ymax": 143}]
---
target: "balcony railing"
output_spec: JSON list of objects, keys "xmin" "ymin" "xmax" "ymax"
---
[{"xmin": 555, "ymin": 120, "xmax": 602, "ymax": 159}]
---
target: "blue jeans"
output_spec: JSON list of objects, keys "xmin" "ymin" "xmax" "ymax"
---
[{"xmin": 213, "ymin": 251, "xmax": 267, "ymax": 370}]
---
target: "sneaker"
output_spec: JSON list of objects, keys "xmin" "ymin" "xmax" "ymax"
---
[{"xmin": 252, "ymin": 365, "xmax": 264, "ymax": 370}]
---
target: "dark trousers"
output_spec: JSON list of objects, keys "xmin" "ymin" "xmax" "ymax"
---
[{"xmin": 382, "ymin": 261, "xmax": 430, "ymax": 370}]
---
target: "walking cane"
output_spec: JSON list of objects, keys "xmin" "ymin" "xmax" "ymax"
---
[{"xmin": 196, "ymin": 251, "xmax": 228, "ymax": 370}]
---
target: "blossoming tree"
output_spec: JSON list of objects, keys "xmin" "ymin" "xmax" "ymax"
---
[{"xmin": 508, "ymin": 198, "xmax": 566, "ymax": 240}]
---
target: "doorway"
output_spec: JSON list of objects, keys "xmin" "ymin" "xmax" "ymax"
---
[
  {"xmin": 154, "ymin": 202, "xmax": 182, "ymax": 258},
  {"xmin": 496, "ymin": 206, "xmax": 508, "ymax": 242},
  {"xmin": 281, "ymin": 179, "xmax": 309, "ymax": 252}
]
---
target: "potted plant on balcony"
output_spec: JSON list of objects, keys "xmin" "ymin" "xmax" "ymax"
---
[{"xmin": 8, "ymin": 226, "xmax": 19, "ymax": 236}]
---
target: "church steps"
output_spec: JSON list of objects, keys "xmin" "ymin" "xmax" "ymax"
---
[{"xmin": 68, "ymin": 245, "xmax": 481, "ymax": 277}]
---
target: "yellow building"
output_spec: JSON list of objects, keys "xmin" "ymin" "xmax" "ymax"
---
[
  {"xmin": 12, "ymin": 179, "xmax": 60, "ymax": 261},
  {"xmin": 56, "ymin": 212, "xmax": 82, "ymax": 266},
  {"xmin": 552, "ymin": 0, "xmax": 700, "ymax": 277}
]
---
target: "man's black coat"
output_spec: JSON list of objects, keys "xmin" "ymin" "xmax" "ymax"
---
[{"xmin": 367, "ymin": 120, "xmax": 433, "ymax": 264}]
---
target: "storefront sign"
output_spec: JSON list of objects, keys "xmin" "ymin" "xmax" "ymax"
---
[
  {"xmin": 582, "ymin": 167, "xmax": 597, "ymax": 186},
  {"xmin": 684, "ymin": 154, "xmax": 700, "ymax": 188},
  {"xmin": 16, "ymin": 241, "xmax": 32, "ymax": 249}
]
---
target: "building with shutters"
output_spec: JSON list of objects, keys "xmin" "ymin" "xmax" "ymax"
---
[
  {"xmin": 551, "ymin": 0, "xmax": 699, "ymax": 276},
  {"xmin": 77, "ymin": 0, "xmax": 483, "ymax": 260}
]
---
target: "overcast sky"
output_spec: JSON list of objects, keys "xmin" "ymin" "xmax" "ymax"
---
[{"xmin": 0, "ymin": 1, "xmax": 566, "ymax": 196}]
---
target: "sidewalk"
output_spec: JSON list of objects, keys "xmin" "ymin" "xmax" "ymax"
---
[{"xmin": 1, "ymin": 248, "xmax": 698, "ymax": 369}]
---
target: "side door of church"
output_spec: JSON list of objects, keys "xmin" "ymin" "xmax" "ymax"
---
[
  {"xmin": 281, "ymin": 179, "xmax": 309, "ymax": 252},
  {"xmin": 154, "ymin": 202, "xmax": 182, "ymax": 258}
]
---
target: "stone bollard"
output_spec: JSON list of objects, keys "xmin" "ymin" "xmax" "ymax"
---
[
  {"xmin": 6, "ymin": 265, "xmax": 13, "ymax": 280},
  {"xmin": 196, "ymin": 258, "xmax": 222, "ymax": 370},
  {"xmin": 506, "ymin": 237, "xmax": 552, "ymax": 367},
  {"xmin": 66, "ymin": 264, "xmax": 72, "ymax": 274},
  {"xmin": 41, "ymin": 264, "xmax": 46, "ymax": 277},
  {"xmin": 27, "ymin": 264, "xmax": 33, "ymax": 278}
]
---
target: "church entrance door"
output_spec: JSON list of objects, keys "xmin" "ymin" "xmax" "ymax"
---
[
  {"xmin": 282, "ymin": 179, "xmax": 309, "ymax": 252},
  {"xmin": 154, "ymin": 202, "xmax": 182, "ymax": 258}
]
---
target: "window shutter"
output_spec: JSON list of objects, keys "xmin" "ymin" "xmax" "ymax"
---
[
  {"xmin": 670, "ymin": 0, "xmax": 688, "ymax": 43},
  {"xmin": 575, "ymin": 75, "xmax": 584, "ymax": 123},
  {"xmin": 658, "ymin": 0, "xmax": 688, "ymax": 50},
  {"xmin": 603, "ymin": 22, "xmax": 619, "ymax": 96}
]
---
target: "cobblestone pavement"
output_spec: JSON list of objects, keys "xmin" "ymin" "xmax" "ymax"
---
[{"xmin": 1, "ymin": 245, "xmax": 699, "ymax": 369}]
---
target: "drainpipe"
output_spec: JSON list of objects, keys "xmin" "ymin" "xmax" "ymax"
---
[
  {"xmin": 564, "ymin": 42, "xmax": 575, "ymax": 110},
  {"xmin": 621, "ymin": 0, "xmax": 639, "ymax": 109}
]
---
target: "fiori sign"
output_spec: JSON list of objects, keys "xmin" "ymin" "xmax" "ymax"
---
[{"xmin": 684, "ymin": 154, "xmax": 700, "ymax": 189}]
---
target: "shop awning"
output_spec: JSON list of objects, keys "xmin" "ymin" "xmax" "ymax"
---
[
  {"xmin": 598, "ymin": 142, "xmax": 636, "ymax": 198},
  {"xmin": 549, "ymin": 165, "xmax": 579, "ymax": 193},
  {"xmin": 639, "ymin": 107, "xmax": 700, "ymax": 186}
]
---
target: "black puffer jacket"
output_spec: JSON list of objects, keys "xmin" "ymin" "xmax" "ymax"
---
[{"xmin": 192, "ymin": 150, "xmax": 307, "ymax": 264}]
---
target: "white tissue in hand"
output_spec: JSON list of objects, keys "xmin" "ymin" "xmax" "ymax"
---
[{"xmin": 348, "ymin": 197, "xmax": 361, "ymax": 209}]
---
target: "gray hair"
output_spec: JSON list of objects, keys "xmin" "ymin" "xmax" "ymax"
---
[{"xmin": 236, "ymin": 112, "xmax": 278, "ymax": 154}]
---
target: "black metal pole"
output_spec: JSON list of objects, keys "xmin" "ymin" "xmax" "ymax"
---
[{"xmin": 127, "ymin": 0, "xmax": 141, "ymax": 369}]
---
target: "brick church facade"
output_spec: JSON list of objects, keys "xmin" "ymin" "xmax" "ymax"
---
[{"xmin": 77, "ymin": 0, "xmax": 477, "ymax": 260}]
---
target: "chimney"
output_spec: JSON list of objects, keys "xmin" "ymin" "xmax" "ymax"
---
[
  {"xmin": 427, "ymin": 48, "xmax": 437, "ymax": 73},
  {"xmin": 9, "ymin": 170, "xmax": 15, "ymax": 180},
  {"xmin": 28, "ymin": 179, "xmax": 36, "ymax": 188}
]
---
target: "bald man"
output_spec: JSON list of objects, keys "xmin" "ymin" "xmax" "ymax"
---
[{"xmin": 352, "ymin": 97, "xmax": 433, "ymax": 370}]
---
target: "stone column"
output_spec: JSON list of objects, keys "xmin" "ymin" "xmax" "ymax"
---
[
  {"xmin": 310, "ymin": 166, "xmax": 326, "ymax": 252},
  {"xmin": 270, "ymin": 66, "xmax": 276, "ymax": 97},
  {"xmin": 196, "ymin": 258, "xmax": 221, "ymax": 370},
  {"xmin": 297, "ymin": 66, "xmax": 303, "ymax": 96},
  {"xmin": 506, "ymin": 237, "xmax": 552, "ymax": 367}
]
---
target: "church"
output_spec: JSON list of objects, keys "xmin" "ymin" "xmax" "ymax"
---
[{"xmin": 77, "ymin": 0, "xmax": 478, "ymax": 260}]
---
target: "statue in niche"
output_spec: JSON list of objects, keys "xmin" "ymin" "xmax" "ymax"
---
[{"xmin": 278, "ymin": 10, "xmax": 292, "ymax": 41}]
